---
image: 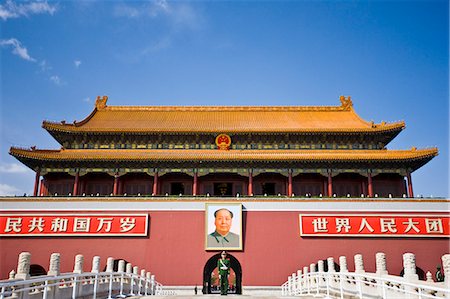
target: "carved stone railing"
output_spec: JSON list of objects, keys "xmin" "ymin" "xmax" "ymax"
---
[
  {"xmin": 282, "ymin": 252, "xmax": 450, "ymax": 299},
  {"xmin": 0, "ymin": 252, "xmax": 165, "ymax": 299}
]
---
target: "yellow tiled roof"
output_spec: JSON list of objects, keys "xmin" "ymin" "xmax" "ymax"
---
[
  {"xmin": 10, "ymin": 147, "xmax": 438, "ymax": 162},
  {"xmin": 42, "ymin": 96, "xmax": 405, "ymax": 134}
]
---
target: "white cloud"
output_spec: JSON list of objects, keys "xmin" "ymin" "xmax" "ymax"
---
[
  {"xmin": 113, "ymin": 0, "xmax": 200, "ymax": 29},
  {"xmin": 83, "ymin": 97, "xmax": 91, "ymax": 102},
  {"xmin": 0, "ymin": 183, "xmax": 21, "ymax": 196},
  {"xmin": 0, "ymin": 0, "xmax": 57, "ymax": 21},
  {"xmin": 113, "ymin": 3, "xmax": 141, "ymax": 18},
  {"xmin": 74, "ymin": 60, "xmax": 82, "ymax": 68},
  {"xmin": 50, "ymin": 75, "xmax": 62, "ymax": 85},
  {"xmin": 0, "ymin": 38, "xmax": 36, "ymax": 62},
  {"xmin": 0, "ymin": 163, "xmax": 29, "ymax": 174},
  {"xmin": 39, "ymin": 59, "xmax": 51, "ymax": 72}
]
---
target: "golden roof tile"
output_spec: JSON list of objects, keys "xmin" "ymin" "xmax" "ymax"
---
[
  {"xmin": 42, "ymin": 96, "xmax": 405, "ymax": 134},
  {"xmin": 10, "ymin": 147, "xmax": 438, "ymax": 162}
]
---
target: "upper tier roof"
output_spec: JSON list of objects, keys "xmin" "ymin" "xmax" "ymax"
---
[
  {"xmin": 42, "ymin": 96, "xmax": 405, "ymax": 134},
  {"xmin": 10, "ymin": 147, "xmax": 438, "ymax": 173}
]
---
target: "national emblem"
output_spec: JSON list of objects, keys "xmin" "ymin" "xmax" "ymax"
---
[{"xmin": 215, "ymin": 134, "xmax": 232, "ymax": 150}]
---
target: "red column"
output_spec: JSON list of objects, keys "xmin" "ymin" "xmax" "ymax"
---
[
  {"xmin": 33, "ymin": 169, "xmax": 40, "ymax": 197},
  {"xmin": 406, "ymin": 172, "xmax": 414, "ymax": 198},
  {"xmin": 113, "ymin": 175, "xmax": 119, "ymax": 195},
  {"xmin": 248, "ymin": 170, "xmax": 253, "ymax": 196},
  {"xmin": 327, "ymin": 170, "xmax": 333, "ymax": 197},
  {"xmin": 288, "ymin": 170, "xmax": 293, "ymax": 197},
  {"xmin": 367, "ymin": 171, "xmax": 373, "ymax": 197},
  {"xmin": 118, "ymin": 179, "xmax": 124, "ymax": 195},
  {"xmin": 193, "ymin": 171, "xmax": 198, "ymax": 196},
  {"xmin": 153, "ymin": 171, "xmax": 159, "ymax": 195},
  {"xmin": 80, "ymin": 180, "xmax": 85, "ymax": 195},
  {"xmin": 73, "ymin": 171, "xmax": 79, "ymax": 196},
  {"xmin": 39, "ymin": 179, "xmax": 45, "ymax": 196}
]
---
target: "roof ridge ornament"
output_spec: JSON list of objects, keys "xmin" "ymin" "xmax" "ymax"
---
[
  {"xmin": 95, "ymin": 96, "xmax": 108, "ymax": 110},
  {"xmin": 339, "ymin": 95, "xmax": 353, "ymax": 110}
]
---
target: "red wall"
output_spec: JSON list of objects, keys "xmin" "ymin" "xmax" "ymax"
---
[{"xmin": 0, "ymin": 210, "xmax": 448, "ymax": 286}]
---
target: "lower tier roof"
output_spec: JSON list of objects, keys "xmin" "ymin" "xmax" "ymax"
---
[{"xmin": 10, "ymin": 147, "xmax": 438, "ymax": 172}]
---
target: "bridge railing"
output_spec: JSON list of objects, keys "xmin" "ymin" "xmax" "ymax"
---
[
  {"xmin": 282, "ymin": 252, "xmax": 450, "ymax": 299},
  {"xmin": 0, "ymin": 252, "xmax": 164, "ymax": 299}
]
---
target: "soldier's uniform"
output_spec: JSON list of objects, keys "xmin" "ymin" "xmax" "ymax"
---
[{"xmin": 218, "ymin": 256, "xmax": 231, "ymax": 295}]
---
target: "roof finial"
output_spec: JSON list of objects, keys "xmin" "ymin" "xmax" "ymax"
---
[
  {"xmin": 95, "ymin": 96, "xmax": 108, "ymax": 110},
  {"xmin": 339, "ymin": 95, "xmax": 353, "ymax": 110}
]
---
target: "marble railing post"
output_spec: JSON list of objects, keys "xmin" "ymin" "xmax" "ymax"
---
[
  {"xmin": 402, "ymin": 253, "xmax": 418, "ymax": 280},
  {"xmin": 146, "ymin": 272, "xmax": 152, "ymax": 295},
  {"xmin": 106, "ymin": 257, "xmax": 114, "ymax": 272},
  {"xmin": 125, "ymin": 263, "xmax": 132, "ymax": 294},
  {"xmin": 47, "ymin": 253, "xmax": 61, "ymax": 299},
  {"xmin": 354, "ymin": 254, "xmax": 365, "ymax": 274},
  {"xmin": 310, "ymin": 263, "xmax": 316, "ymax": 273},
  {"xmin": 318, "ymin": 260, "xmax": 324, "ymax": 272},
  {"xmin": 16, "ymin": 252, "xmax": 31, "ymax": 280},
  {"xmin": 296, "ymin": 270, "xmax": 302, "ymax": 292},
  {"xmin": 327, "ymin": 257, "xmax": 336, "ymax": 273},
  {"xmin": 91, "ymin": 256, "xmax": 100, "ymax": 273},
  {"xmin": 72, "ymin": 254, "xmax": 84, "ymax": 299},
  {"xmin": 48, "ymin": 253, "xmax": 60, "ymax": 276},
  {"xmin": 131, "ymin": 266, "xmax": 139, "ymax": 295},
  {"xmin": 118, "ymin": 260, "xmax": 125, "ymax": 273},
  {"xmin": 426, "ymin": 271, "xmax": 433, "ymax": 282},
  {"xmin": 73, "ymin": 254, "xmax": 84, "ymax": 274},
  {"xmin": 303, "ymin": 266, "xmax": 309, "ymax": 294},
  {"xmin": 8, "ymin": 270, "xmax": 18, "ymax": 299},
  {"xmin": 9, "ymin": 270, "xmax": 16, "ymax": 279},
  {"xmin": 150, "ymin": 275, "xmax": 156, "ymax": 295},
  {"xmin": 139, "ymin": 269, "xmax": 146, "ymax": 295},
  {"xmin": 291, "ymin": 273, "xmax": 296, "ymax": 294},
  {"xmin": 376, "ymin": 252, "xmax": 388, "ymax": 275},
  {"xmin": 339, "ymin": 256, "xmax": 348, "ymax": 273}
]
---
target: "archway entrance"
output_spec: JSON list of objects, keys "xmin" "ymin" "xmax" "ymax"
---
[{"xmin": 203, "ymin": 253, "xmax": 242, "ymax": 294}]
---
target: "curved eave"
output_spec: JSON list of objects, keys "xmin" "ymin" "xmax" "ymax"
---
[
  {"xmin": 10, "ymin": 147, "xmax": 437, "ymax": 166},
  {"xmin": 40, "ymin": 122, "xmax": 405, "ymax": 135}
]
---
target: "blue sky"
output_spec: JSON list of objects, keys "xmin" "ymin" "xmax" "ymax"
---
[{"xmin": 0, "ymin": 0, "xmax": 448, "ymax": 197}]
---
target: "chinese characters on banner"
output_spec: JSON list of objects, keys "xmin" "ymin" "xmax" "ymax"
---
[
  {"xmin": 300, "ymin": 214, "xmax": 450, "ymax": 237},
  {"xmin": 0, "ymin": 214, "xmax": 148, "ymax": 237}
]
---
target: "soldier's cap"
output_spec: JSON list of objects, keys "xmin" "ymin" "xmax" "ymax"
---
[{"xmin": 214, "ymin": 208, "xmax": 233, "ymax": 218}]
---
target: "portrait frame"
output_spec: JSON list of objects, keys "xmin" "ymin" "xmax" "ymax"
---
[{"xmin": 205, "ymin": 203, "xmax": 243, "ymax": 251}]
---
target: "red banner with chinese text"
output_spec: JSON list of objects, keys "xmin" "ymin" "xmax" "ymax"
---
[
  {"xmin": 0, "ymin": 214, "xmax": 148, "ymax": 237},
  {"xmin": 300, "ymin": 214, "xmax": 450, "ymax": 237}
]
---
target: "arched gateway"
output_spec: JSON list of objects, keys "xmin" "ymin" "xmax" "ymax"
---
[{"xmin": 203, "ymin": 253, "xmax": 242, "ymax": 294}]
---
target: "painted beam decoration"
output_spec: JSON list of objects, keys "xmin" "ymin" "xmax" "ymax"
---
[
  {"xmin": 299, "ymin": 214, "xmax": 450, "ymax": 237},
  {"xmin": 0, "ymin": 214, "xmax": 148, "ymax": 237}
]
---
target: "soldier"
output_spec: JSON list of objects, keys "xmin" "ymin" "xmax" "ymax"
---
[
  {"xmin": 436, "ymin": 265, "xmax": 444, "ymax": 282},
  {"xmin": 218, "ymin": 251, "xmax": 231, "ymax": 295}
]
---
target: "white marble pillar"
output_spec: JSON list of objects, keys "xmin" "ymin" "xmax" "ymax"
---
[
  {"xmin": 118, "ymin": 260, "xmax": 125, "ymax": 273},
  {"xmin": 354, "ymin": 254, "xmax": 365, "ymax": 274},
  {"xmin": 402, "ymin": 253, "xmax": 418, "ymax": 280},
  {"xmin": 91, "ymin": 256, "xmax": 101, "ymax": 273},
  {"xmin": 16, "ymin": 252, "xmax": 31, "ymax": 280},
  {"xmin": 339, "ymin": 256, "xmax": 348, "ymax": 273},
  {"xmin": 376, "ymin": 252, "xmax": 388, "ymax": 275},
  {"xmin": 106, "ymin": 257, "xmax": 114, "ymax": 272},
  {"xmin": 48, "ymin": 253, "xmax": 61, "ymax": 276},
  {"xmin": 73, "ymin": 254, "xmax": 84, "ymax": 274},
  {"xmin": 327, "ymin": 257, "xmax": 336, "ymax": 273}
]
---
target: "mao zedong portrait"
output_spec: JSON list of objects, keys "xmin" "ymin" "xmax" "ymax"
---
[{"xmin": 207, "ymin": 208, "xmax": 240, "ymax": 248}]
